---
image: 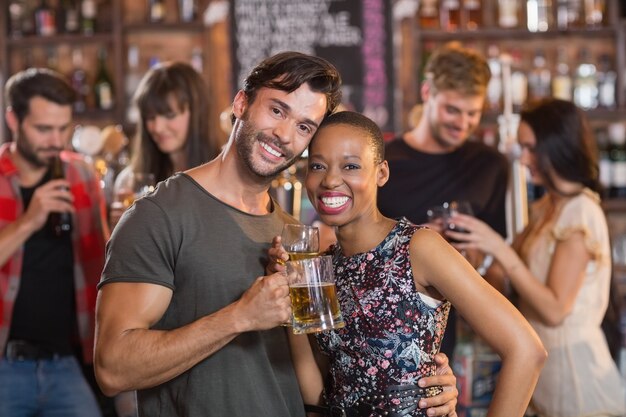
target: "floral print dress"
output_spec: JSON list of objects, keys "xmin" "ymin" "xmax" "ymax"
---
[{"xmin": 315, "ymin": 218, "xmax": 451, "ymax": 415}]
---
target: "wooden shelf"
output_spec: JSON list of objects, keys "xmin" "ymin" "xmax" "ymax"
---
[
  {"xmin": 417, "ymin": 26, "xmax": 619, "ymax": 41},
  {"xmin": 602, "ymin": 199, "xmax": 626, "ymax": 212},
  {"xmin": 6, "ymin": 33, "xmax": 114, "ymax": 47},
  {"xmin": 123, "ymin": 21, "xmax": 205, "ymax": 33}
]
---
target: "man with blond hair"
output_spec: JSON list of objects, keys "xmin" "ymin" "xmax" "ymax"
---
[{"xmin": 378, "ymin": 42, "xmax": 509, "ymax": 359}]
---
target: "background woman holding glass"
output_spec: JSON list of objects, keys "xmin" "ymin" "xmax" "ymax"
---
[
  {"xmin": 448, "ymin": 98, "xmax": 626, "ymax": 417},
  {"xmin": 110, "ymin": 61, "xmax": 221, "ymax": 227},
  {"xmin": 269, "ymin": 111, "xmax": 546, "ymax": 417}
]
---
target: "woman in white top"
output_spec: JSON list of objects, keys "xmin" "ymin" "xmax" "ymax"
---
[{"xmin": 450, "ymin": 98, "xmax": 626, "ymax": 417}]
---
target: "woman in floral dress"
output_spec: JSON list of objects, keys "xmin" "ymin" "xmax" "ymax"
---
[{"xmin": 269, "ymin": 111, "xmax": 546, "ymax": 417}]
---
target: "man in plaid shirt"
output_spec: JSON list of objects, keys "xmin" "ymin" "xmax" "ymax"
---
[{"xmin": 0, "ymin": 68, "xmax": 109, "ymax": 416}]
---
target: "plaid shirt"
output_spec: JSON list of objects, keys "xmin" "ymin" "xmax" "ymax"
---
[{"xmin": 0, "ymin": 143, "xmax": 109, "ymax": 363}]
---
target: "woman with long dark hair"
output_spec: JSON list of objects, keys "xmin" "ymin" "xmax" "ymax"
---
[
  {"xmin": 111, "ymin": 62, "xmax": 220, "ymax": 226},
  {"xmin": 449, "ymin": 98, "xmax": 626, "ymax": 417}
]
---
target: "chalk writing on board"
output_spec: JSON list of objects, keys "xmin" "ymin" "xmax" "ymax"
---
[{"xmin": 232, "ymin": 0, "xmax": 393, "ymax": 131}]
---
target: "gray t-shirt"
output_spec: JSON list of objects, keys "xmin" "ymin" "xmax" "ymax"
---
[{"xmin": 100, "ymin": 173, "xmax": 304, "ymax": 417}]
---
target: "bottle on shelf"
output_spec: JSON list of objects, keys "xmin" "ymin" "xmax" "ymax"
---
[
  {"xmin": 418, "ymin": 0, "xmax": 439, "ymax": 29},
  {"xmin": 20, "ymin": 0, "xmax": 36, "ymax": 36},
  {"xmin": 597, "ymin": 54, "xmax": 616, "ymax": 109},
  {"xmin": 486, "ymin": 45, "xmax": 503, "ymax": 112},
  {"xmin": 57, "ymin": 0, "xmax": 80, "ymax": 34},
  {"xmin": 149, "ymin": 0, "xmax": 166, "ymax": 23},
  {"xmin": 596, "ymin": 128, "xmax": 611, "ymax": 198},
  {"xmin": 190, "ymin": 47, "xmax": 203, "ymax": 73},
  {"xmin": 527, "ymin": 0, "xmax": 553, "ymax": 32},
  {"xmin": 584, "ymin": 0, "xmax": 605, "ymax": 27},
  {"xmin": 509, "ymin": 49, "xmax": 528, "ymax": 113},
  {"xmin": 462, "ymin": 0, "xmax": 482, "ymax": 30},
  {"xmin": 556, "ymin": 0, "xmax": 569, "ymax": 29},
  {"xmin": 125, "ymin": 45, "xmax": 142, "ymax": 123},
  {"xmin": 527, "ymin": 48, "xmax": 551, "ymax": 102},
  {"xmin": 573, "ymin": 47, "xmax": 599, "ymax": 110},
  {"xmin": 498, "ymin": 0, "xmax": 521, "ymax": 28},
  {"xmin": 568, "ymin": 0, "xmax": 584, "ymax": 27},
  {"xmin": 70, "ymin": 48, "xmax": 89, "ymax": 113},
  {"xmin": 178, "ymin": 0, "xmax": 196, "ymax": 23},
  {"xmin": 609, "ymin": 122, "xmax": 626, "ymax": 199},
  {"xmin": 8, "ymin": 0, "xmax": 25, "ymax": 38},
  {"xmin": 440, "ymin": 0, "xmax": 461, "ymax": 31},
  {"xmin": 552, "ymin": 49, "xmax": 572, "ymax": 101},
  {"xmin": 81, "ymin": 0, "xmax": 96, "ymax": 35},
  {"xmin": 48, "ymin": 155, "xmax": 72, "ymax": 237},
  {"xmin": 34, "ymin": 0, "xmax": 56, "ymax": 37},
  {"xmin": 94, "ymin": 48, "xmax": 114, "ymax": 111}
]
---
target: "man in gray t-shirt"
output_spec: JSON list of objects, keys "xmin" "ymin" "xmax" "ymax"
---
[
  {"xmin": 94, "ymin": 52, "xmax": 342, "ymax": 417},
  {"xmin": 94, "ymin": 52, "xmax": 458, "ymax": 417}
]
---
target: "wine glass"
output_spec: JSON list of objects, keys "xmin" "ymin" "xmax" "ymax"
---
[
  {"xmin": 444, "ymin": 200, "xmax": 474, "ymax": 259},
  {"xmin": 281, "ymin": 224, "xmax": 320, "ymax": 261},
  {"xmin": 445, "ymin": 200, "xmax": 474, "ymax": 235}
]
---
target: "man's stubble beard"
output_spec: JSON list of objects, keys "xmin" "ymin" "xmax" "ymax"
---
[
  {"xmin": 16, "ymin": 126, "xmax": 55, "ymax": 168},
  {"xmin": 235, "ymin": 113, "xmax": 301, "ymax": 180}
]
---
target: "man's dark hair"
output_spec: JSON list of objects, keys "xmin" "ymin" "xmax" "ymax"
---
[
  {"xmin": 242, "ymin": 51, "xmax": 342, "ymax": 118},
  {"xmin": 5, "ymin": 68, "xmax": 76, "ymax": 123},
  {"xmin": 313, "ymin": 111, "xmax": 385, "ymax": 165}
]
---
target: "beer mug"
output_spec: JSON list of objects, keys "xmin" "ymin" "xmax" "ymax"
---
[{"xmin": 285, "ymin": 255, "xmax": 345, "ymax": 334}]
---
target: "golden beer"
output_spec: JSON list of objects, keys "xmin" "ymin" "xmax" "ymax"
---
[
  {"xmin": 289, "ymin": 282, "xmax": 344, "ymax": 334},
  {"xmin": 287, "ymin": 252, "xmax": 320, "ymax": 261}
]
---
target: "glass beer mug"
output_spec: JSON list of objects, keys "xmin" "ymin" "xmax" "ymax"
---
[{"xmin": 285, "ymin": 255, "xmax": 345, "ymax": 334}]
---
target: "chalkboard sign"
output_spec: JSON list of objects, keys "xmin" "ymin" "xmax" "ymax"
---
[{"xmin": 231, "ymin": 0, "xmax": 395, "ymax": 133}]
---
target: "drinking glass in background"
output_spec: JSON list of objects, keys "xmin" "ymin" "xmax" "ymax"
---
[
  {"xmin": 426, "ymin": 200, "xmax": 474, "ymax": 241},
  {"xmin": 112, "ymin": 172, "xmax": 156, "ymax": 210},
  {"xmin": 286, "ymin": 255, "xmax": 345, "ymax": 334},
  {"xmin": 281, "ymin": 224, "xmax": 320, "ymax": 261},
  {"xmin": 445, "ymin": 200, "xmax": 474, "ymax": 238}
]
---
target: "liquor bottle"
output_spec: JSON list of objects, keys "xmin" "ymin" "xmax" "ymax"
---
[
  {"xmin": 573, "ymin": 47, "xmax": 598, "ymax": 110},
  {"xmin": 418, "ymin": 0, "xmax": 439, "ymax": 29},
  {"xmin": 498, "ymin": 0, "xmax": 520, "ymax": 28},
  {"xmin": 94, "ymin": 48, "xmax": 114, "ymax": 110},
  {"xmin": 48, "ymin": 155, "xmax": 72, "ymax": 237},
  {"xmin": 596, "ymin": 128, "xmax": 611, "ymax": 197},
  {"xmin": 556, "ymin": 0, "xmax": 569, "ymax": 29},
  {"xmin": 70, "ymin": 48, "xmax": 89, "ymax": 113},
  {"xmin": 527, "ymin": 0, "xmax": 552, "ymax": 32},
  {"xmin": 486, "ymin": 45, "xmax": 502, "ymax": 112},
  {"xmin": 597, "ymin": 54, "xmax": 616, "ymax": 109},
  {"xmin": 21, "ymin": 0, "xmax": 36, "ymax": 36},
  {"xmin": 440, "ymin": 0, "xmax": 461, "ymax": 31},
  {"xmin": 45, "ymin": 47, "xmax": 58, "ymax": 72},
  {"xmin": 463, "ymin": 0, "xmax": 482, "ymax": 30},
  {"xmin": 8, "ymin": 0, "xmax": 25, "ymax": 38},
  {"xmin": 149, "ymin": 0, "xmax": 165, "ymax": 23},
  {"xmin": 125, "ymin": 45, "xmax": 142, "ymax": 123},
  {"xmin": 609, "ymin": 123, "xmax": 626, "ymax": 198},
  {"xmin": 510, "ymin": 49, "xmax": 528, "ymax": 113},
  {"xmin": 34, "ymin": 0, "xmax": 56, "ymax": 37},
  {"xmin": 584, "ymin": 0, "xmax": 605, "ymax": 27},
  {"xmin": 59, "ymin": 0, "xmax": 80, "ymax": 34},
  {"xmin": 527, "ymin": 49, "xmax": 551, "ymax": 102},
  {"xmin": 190, "ymin": 47, "xmax": 203, "ymax": 73},
  {"xmin": 567, "ymin": 0, "xmax": 583, "ymax": 27},
  {"xmin": 552, "ymin": 49, "xmax": 572, "ymax": 101},
  {"xmin": 178, "ymin": 0, "xmax": 196, "ymax": 23},
  {"xmin": 81, "ymin": 0, "xmax": 96, "ymax": 35}
]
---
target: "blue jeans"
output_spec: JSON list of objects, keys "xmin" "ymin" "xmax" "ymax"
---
[{"xmin": 0, "ymin": 355, "xmax": 102, "ymax": 417}]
